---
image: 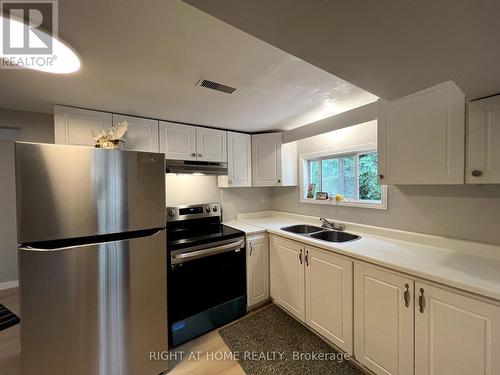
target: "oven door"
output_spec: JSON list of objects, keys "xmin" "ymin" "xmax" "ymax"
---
[{"xmin": 167, "ymin": 237, "xmax": 246, "ymax": 346}]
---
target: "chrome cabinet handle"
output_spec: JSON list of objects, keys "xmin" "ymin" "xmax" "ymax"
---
[
  {"xmin": 404, "ymin": 283, "xmax": 410, "ymax": 307},
  {"xmin": 191, "ymin": 153, "xmax": 196, "ymax": 157},
  {"xmin": 305, "ymin": 250, "xmax": 309, "ymax": 266},
  {"xmin": 419, "ymin": 288, "xmax": 425, "ymax": 313},
  {"xmin": 198, "ymin": 153, "xmax": 202, "ymax": 157},
  {"xmin": 299, "ymin": 249, "xmax": 303, "ymax": 264},
  {"xmin": 228, "ymin": 180, "xmax": 233, "ymax": 184}
]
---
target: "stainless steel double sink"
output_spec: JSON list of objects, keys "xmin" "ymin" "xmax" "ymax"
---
[{"xmin": 280, "ymin": 224, "xmax": 360, "ymax": 243}]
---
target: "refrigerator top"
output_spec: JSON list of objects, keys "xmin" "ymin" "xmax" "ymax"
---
[{"xmin": 15, "ymin": 142, "xmax": 166, "ymax": 244}]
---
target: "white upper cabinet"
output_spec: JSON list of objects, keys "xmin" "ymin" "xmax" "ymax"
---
[
  {"xmin": 305, "ymin": 246, "xmax": 353, "ymax": 355},
  {"xmin": 54, "ymin": 105, "xmax": 112, "ymax": 146},
  {"xmin": 354, "ymin": 262, "xmax": 414, "ymax": 375},
  {"xmin": 219, "ymin": 132, "xmax": 252, "ymax": 187},
  {"xmin": 159, "ymin": 121, "xmax": 197, "ymax": 160},
  {"xmin": 415, "ymin": 282, "xmax": 500, "ymax": 375},
  {"xmin": 378, "ymin": 81, "xmax": 465, "ymax": 185},
  {"xmin": 252, "ymin": 133, "xmax": 297, "ymax": 187},
  {"xmin": 467, "ymin": 95, "xmax": 500, "ymax": 184},
  {"xmin": 54, "ymin": 106, "xmax": 159, "ymax": 152},
  {"xmin": 196, "ymin": 127, "xmax": 227, "ymax": 162},
  {"xmin": 112, "ymin": 114, "xmax": 159, "ymax": 152},
  {"xmin": 159, "ymin": 121, "xmax": 227, "ymax": 162}
]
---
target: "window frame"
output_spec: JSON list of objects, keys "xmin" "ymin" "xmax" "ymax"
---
[{"xmin": 299, "ymin": 143, "xmax": 387, "ymax": 209}]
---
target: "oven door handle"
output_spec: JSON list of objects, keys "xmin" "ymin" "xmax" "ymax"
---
[{"xmin": 172, "ymin": 239, "xmax": 244, "ymax": 263}]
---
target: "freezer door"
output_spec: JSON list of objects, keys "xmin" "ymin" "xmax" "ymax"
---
[
  {"xmin": 19, "ymin": 229, "xmax": 168, "ymax": 375},
  {"xmin": 15, "ymin": 142, "xmax": 165, "ymax": 243}
]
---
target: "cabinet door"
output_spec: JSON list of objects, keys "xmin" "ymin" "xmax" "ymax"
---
[
  {"xmin": 196, "ymin": 127, "xmax": 227, "ymax": 162},
  {"xmin": 269, "ymin": 235, "xmax": 304, "ymax": 321},
  {"xmin": 54, "ymin": 105, "xmax": 112, "ymax": 146},
  {"xmin": 112, "ymin": 114, "xmax": 159, "ymax": 152},
  {"xmin": 305, "ymin": 246, "xmax": 353, "ymax": 354},
  {"xmin": 415, "ymin": 282, "xmax": 500, "ymax": 375},
  {"xmin": 378, "ymin": 82, "xmax": 465, "ymax": 185},
  {"xmin": 246, "ymin": 234, "xmax": 269, "ymax": 307},
  {"xmin": 159, "ymin": 121, "xmax": 196, "ymax": 160},
  {"xmin": 467, "ymin": 95, "xmax": 500, "ymax": 183},
  {"xmin": 252, "ymin": 133, "xmax": 282, "ymax": 186},
  {"xmin": 354, "ymin": 262, "xmax": 414, "ymax": 375},
  {"xmin": 227, "ymin": 132, "xmax": 252, "ymax": 187}
]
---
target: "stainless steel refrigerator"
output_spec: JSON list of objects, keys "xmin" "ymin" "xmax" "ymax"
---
[{"xmin": 15, "ymin": 142, "xmax": 168, "ymax": 375}]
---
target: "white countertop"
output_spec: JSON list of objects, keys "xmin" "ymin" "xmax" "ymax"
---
[
  {"xmin": 223, "ymin": 220, "xmax": 266, "ymax": 235},
  {"xmin": 228, "ymin": 212, "xmax": 500, "ymax": 302}
]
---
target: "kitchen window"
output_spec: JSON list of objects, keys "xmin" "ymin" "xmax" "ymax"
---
[{"xmin": 300, "ymin": 144, "xmax": 387, "ymax": 209}]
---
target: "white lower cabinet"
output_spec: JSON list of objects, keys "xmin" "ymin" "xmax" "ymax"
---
[
  {"xmin": 415, "ymin": 282, "xmax": 500, "ymax": 375},
  {"xmin": 354, "ymin": 262, "xmax": 414, "ymax": 375},
  {"xmin": 246, "ymin": 234, "xmax": 269, "ymax": 308},
  {"xmin": 269, "ymin": 236, "xmax": 500, "ymax": 374},
  {"xmin": 270, "ymin": 235, "xmax": 305, "ymax": 320},
  {"xmin": 305, "ymin": 246, "xmax": 353, "ymax": 354},
  {"xmin": 269, "ymin": 235, "xmax": 353, "ymax": 354}
]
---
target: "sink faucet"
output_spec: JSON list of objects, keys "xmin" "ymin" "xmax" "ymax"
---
[{"xmin": 320, "ymin": 218, "xmax": 345, "ymax": 232}]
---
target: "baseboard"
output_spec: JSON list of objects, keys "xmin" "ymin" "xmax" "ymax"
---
[{"xmin": 0, "ymin": 280, "xmax": 19, "ymax": 290}]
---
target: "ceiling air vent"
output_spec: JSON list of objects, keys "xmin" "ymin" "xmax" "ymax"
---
[{"xmin": 196, "ymin": 79, "xmax": 236, "ymax": 94}]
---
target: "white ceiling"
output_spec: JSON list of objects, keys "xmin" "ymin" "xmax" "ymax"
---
[
  {"xmin": 185, "ymin": 0, "xmax": 500, "ymax": 101},
  {"xmin": 0, "ymin": 0, "xmax": 376, "ymax": 132}
]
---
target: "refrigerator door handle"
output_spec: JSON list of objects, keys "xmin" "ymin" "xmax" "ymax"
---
[{"xmin": 18, "ymin": 229, "xmax": 164, "ymax": 251}]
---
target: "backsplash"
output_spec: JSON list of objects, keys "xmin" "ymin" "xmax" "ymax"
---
[{"xmin": 165, "ymin": 175, "xmax": 272, "ymax": 222}]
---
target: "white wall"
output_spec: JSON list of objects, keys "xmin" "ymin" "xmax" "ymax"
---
[
  {"xmin": 220, "ymin": 187, "xmax": 272, "ymax": 221},
  {"xmin": 165, "ymin": 174, "xmax": 272, "ymax": 221},
  {"xmin": 0, "ymin": 109, "xmax": 54, "ymax": 287},
  {"xmin": 165, "ymin": 175, "xmax": 220, "ymax": 206},
  {"xmin": 271, "ymin": 121, "xmax": 500, "ymax": 246}
]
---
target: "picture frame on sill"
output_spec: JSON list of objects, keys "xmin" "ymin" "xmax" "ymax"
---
[
  {"xmin": 315, "ymin": 192, "xmax": 328, "ymax": 200},
  {"xmin": 307, "ymin": 183, "xmax": 316, "ymax": 199}
]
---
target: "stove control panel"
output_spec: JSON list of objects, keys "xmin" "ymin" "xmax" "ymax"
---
[{"xmin": 167, "ymin": 202, "xmax": 221, "ymax": 222}]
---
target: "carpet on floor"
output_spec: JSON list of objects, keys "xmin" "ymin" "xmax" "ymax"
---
[
  {"xmin": 0, "ymin": 303, "xmax": 20, "ymax": 331},
  {"xmin": 218, "ymin": 304, "xmax": 364, "ymax": 375}
]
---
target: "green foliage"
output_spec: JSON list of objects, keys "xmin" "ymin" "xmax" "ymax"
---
[
  {"xmin": 358, "ymin": 152, "xmax": 381, "ymax": 200},
  {"xmin": 308, "ymin": 152, "xmax": 381, "ymax": 202},
  {"xmin": 342, "ymin": 156, "xmax": 356, "ymax": 198}
]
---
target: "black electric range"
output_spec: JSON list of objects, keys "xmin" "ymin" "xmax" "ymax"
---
[{"xmin": 166, "ymin": 202, "xmax": 246, "ymax": 347}]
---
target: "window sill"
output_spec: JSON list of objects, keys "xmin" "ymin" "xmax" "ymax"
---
[{"xmin": 300, "ymin": 197, "xmax": 387, "ymax": 210}]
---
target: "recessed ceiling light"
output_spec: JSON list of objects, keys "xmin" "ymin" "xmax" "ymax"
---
[{"xmin": 0, "ymin": 15, "xmax": 80, "ymax": 74}]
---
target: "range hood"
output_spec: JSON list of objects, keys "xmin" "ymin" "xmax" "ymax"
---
[{"xmin": 165, "ymin": 159, "xmax": 228, "ymax": 175}]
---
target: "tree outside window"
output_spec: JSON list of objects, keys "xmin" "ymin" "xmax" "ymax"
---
[{"xmin": 306, "ymin": 151, "xmax": 382, "ymax": 203}]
